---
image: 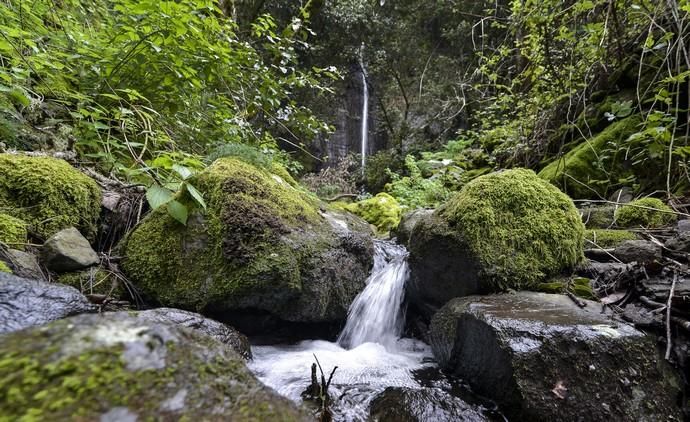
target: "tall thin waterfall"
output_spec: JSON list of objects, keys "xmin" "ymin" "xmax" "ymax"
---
[
  {"xmin": 359, "ymin": 45, "xmax": 369, "ymax": 171},
  {"xmin": 337, "ymin": 241, "xmax": 409, "ymax": 349}
]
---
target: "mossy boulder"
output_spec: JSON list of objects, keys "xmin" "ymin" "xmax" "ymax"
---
[
  {"xmin": 0, "ymin": 154, "xmax": 102, "ymax": 239},
  {"xmin": 345, "ymin": 192, "xmax": 402, "ymax": 233},
  {"xmin": 408, "ymin": 169, "xmax": 584, "ymax": 313},
  {"xmin": 0, "ymin": 312, "xmax": 308, "ymax": 421},
  {"xmin": 614, "ymin": 197, "xmax": 676, "ymax": 228},
  {"xmin": 585, "ymin": 229, "xmax": 638, "ymax": 248},
  {"xmin": 122, "ymin": 158, "xmax": 373, "ymax": 334},
  {"xmin": 0, "ymin": 213, "xmax": 27, "ymax": 248},
  {"xmin": 538, "ymin": 117, "xmax": 641, "ymax": 199}
]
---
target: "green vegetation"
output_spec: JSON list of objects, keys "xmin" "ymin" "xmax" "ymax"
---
[
  {"xmin": 58, "ymin": 268, "xmax": 124, "ymax": 298},
  {"xmin": 585, "ymin": 229, "xmax": 639, "ymax": 248},
  {"xmin": 384, "ymin": 155, "xmax": 450, "ymax": 210},
  {"xmin": 537, "ymin": 277, "xmax": 595, "ymax": 300},
  {"xmin": 0, "ymin": 213, "xmax": 27, "ymax": 247},
  {"xmin": 440, "ymin": 169, "xmax": 585, "ymax": 290},
  {"xmin": 0, "ymin": 154, "xmax": 101, "ymax": 239},
  {"xmin": 615, "ymin": 198, "xmax": 677, "ymax": 228},
  {"xmin": 0, "ymin": 261, "xmax": 11, "ymax": 274},
  {"xmin": 345, "ymin": 193, "xmax": 402, "ymax": 233}
]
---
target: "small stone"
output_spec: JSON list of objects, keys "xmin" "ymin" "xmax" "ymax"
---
[
  {"xmin": 613, "ymin": 240, "xmax": 662, "ymax": 263},
  {"xmin": 41, "ymin": 227, "xmax": 99, "ymax": 272},
  {"xmin": 589, "ymin": 364, "xmax": 596, "ymax": 371},
  {"xmin": 5, "ymin": 249, "xmax": 44, "ymax": 280},
  {"xmin": 665, "ymin": 232, "xmax": 690, "ymax": 253},
  {"xmin": 609, "ymin": 187, "xmax": 634, "ymax": 204},
  {"xmin": 678, "ymin": 219, "xmax": 690, "ymax": 233}
]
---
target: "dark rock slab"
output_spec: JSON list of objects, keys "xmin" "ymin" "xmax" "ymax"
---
[
  {"xmin": 1, "ymin": 248, "xmax": 44, "ymax": 280},
  {"xmin": 613, "ymin": 240, "xmax": 662, "ymax": 263},
  {"xmin": 665, "ymin": 231, "xmax": 690, "ymax": 253},
  {"xmin": 136, "ymin": 307, "xmax": 251, "ymax": 359},
  {"xmin": 370, "ymin": 387, "xmax": 488, "ymax": 422},
  {"xmin": 0, "ymin": 272, "xmax": 96, "ymax": 334},
  {"xmin": 395, "ymin": 208, "xmax": 433, "ymax": 246},
  {"xmin": 41, "ymin": 227, "xmax": 99, "ymax": 272},
  {"xmin": 429, "ymin": 292, "xmax": 681, "ymax": 421},
  {"xmin": 0, "ymin": 312, "xmax": 309, "ymax": 421}
]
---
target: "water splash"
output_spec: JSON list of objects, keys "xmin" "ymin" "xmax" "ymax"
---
[{"xmin": 337, "ymin": 241, "xmax": 409, "ymax": 349}]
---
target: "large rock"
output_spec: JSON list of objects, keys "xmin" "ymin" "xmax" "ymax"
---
[
  {"xmin": 136, "ymin": 307, "xmax": 251, "ymax": 360},
  {"xmin": 123, "ymin": 158, "xmax": 374, "ymax": 334},
  {"xmin": 0, "ymin": 272, "xmax": 95, "ymax": 334},
  {"xmin": 41, "ymin": 227, "xmax": 100, "ymax": 272},
  {"xmin": 0, "ymin": 248, "xmax": 44, "ymax": 280},
  {"xmin": 429, "ymin": 292, "xmax": 681, "ymax": 421},
  {"xmin": 408, "ymin": 169, "xmax": 584, "ymax": 314},
  {"xmin": 394, "ymin": 208, "xmax": 433, "ymax": 246},
  {"xmin": 0, "ymin": 312, "xmax": 309, "ymax": 421},
  {"xmin": 613, "ymin": 240, "xmax": 662, "ymax": 263},
  {"xmin": 369, "ymin": 387, "xmax": 489, "ymax": 422},
  {"xmin": 0, "ymin": 154, "xmax": 102, "ymax": 240}
]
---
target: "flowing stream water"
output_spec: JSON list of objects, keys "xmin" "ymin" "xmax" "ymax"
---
[{"xmin": 249, "ymin": 240, "xmax": 501, "ymax": 421}]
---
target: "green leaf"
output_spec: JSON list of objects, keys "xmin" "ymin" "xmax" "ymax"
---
[
  {"xmin": 146, "ymin": 184, "xmax": 174, "ymax": 209},
  {"xmin": 185, "ymin": 183, "xmax": 206, "ymax": 210},
  {"xmin": 172, "ymin": 164, "xmax": 193, "ymax": 180},
  {"xmin": 167, "ymin": 200, "xmax": 188, "ymax": 225}
]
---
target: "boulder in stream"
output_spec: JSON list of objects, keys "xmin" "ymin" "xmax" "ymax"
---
[
  {"xmin": 369, "ymin": 387, "xmax": 489, "ymax": 422},
  {"xmin": 123, "ymin": 158, "xmax": 374, "ymax": 335},
  {"xmin": 0, "ymin": 312, "xmax": 308, "ymax": 421},
  {"xmin": 0, "ymin": 272, "xmax": 96, "ymax": 334},
  {"xmin": 429, "ymin": 292, "xmax": 681, "ymax": 421}
]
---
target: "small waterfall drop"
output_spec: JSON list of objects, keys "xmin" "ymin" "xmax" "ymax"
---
[
  {"xmin": 359, "ymin": 44, "xmax": 369, "ymax": 171},
  {"xmin": 338, "ymin": 241, "xmax": 408, "ymax": 349}
]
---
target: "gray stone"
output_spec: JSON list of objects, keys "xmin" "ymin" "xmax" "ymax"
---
[
  {"xmin": 677, "ymin": 219, "xmax": 690, "ymax": 233},
  {"xmin": 394, "ymin": 208, "xmax": 433, "ymax": 246},
  {"xmin": 608, "ymin": 187, "xmax": 634, "ymax": 204},
  {"xmin": 580, "ymin": 205, "xmax": 616, "ymax": 228},
  {"xmin": 429, "ymin": 292, "xmax": 680, "ymax": 421},
  {"xmin": 0, "ymin": 272, "xmax": 96, "ymax": 334},
  {"xmin": 369, "ymin": 387, "xmax": 489, "ymax": 422},
  {"xmin": 0, "ymin": 312, "xmax": 309, "ymax": 420},
  {"xmin": 613, "ymin": 240, "xmax": 662, "ymax": 263},
  {"xmin": 41, "ymin": 227, "xmax": 99, "ymax": 272},
  {"xmin": 665, "ymin": 231, "xmax": 690, "ymax": 253},
  {"xmin": 136, "ymin": 308, "xmax": 251, "ymax": 359},
  {"xmin": 3, "ymin": 249, "xmax": 44, "ymax": 280}
]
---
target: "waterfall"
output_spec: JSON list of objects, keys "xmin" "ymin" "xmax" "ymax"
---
[
  {"xmin": 359, "ymin": 45, "xmax": 369, "ymax": 171},
  {"xmin": 337, "ymin": 240, "xmax": 409, "ymax": 349}
]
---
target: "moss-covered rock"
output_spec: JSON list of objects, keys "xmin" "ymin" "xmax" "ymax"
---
[
  {"xmin": 122, "ymin": 158, "xmax": 373, "ymax": 333},
  {"xmin": 536, "ymin": 277, "xmax": 595, "ymax": 300},
  {"xmin": 0, "ymin": 260, "xmax": 11, "ymax": 273},
  {"xmin": 585, "ymin": 229, "xmax": 638, "ymax": 248},
  {"xmin": 538, "ymin": 117, "xmax": 641, "ymax": 199},
  {"xmin": 0, "ymin": 312, "xmax": 308, "ymax": 421},
  {"xmin": 0, "ymin": 154, "xmax": 102, "ymax": 239},
  {"xmin": 614, "ymin": 197, "xmax": 676, "ymax": 228},
  {"xmin": 0, "ymin": 213, "xmax": 27, "ymax": 247},
  {"xmin": 345, "ymin": 193, "xmax": 402, "ymax": 233},
  {"xmin": 408, "ymin": 169, "xmax": 584, "ymax": 312}
]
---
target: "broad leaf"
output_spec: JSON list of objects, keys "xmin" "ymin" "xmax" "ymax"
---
[
  {"xmin": 146, "ymin": 184, "xmax": 173, "ymax": 209},
  {"xmin": 167, "ymin": 200, "xmax": 188, "ymax": 225},
  {"xmin": 172, "ymin": 164, "xmax": 193, "ymax": 180},
  {"xmin": 185, "ymin": 183, "xmax": 207, "ymax": 210}
]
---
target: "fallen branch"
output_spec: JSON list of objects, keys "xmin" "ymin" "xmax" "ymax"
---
[{"xmin": 665, "ymin": 271, "xmax": 678, "ymax": 361}]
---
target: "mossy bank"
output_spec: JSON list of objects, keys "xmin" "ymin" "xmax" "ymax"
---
[{"xmin": 122, "ymin": 158, "xmax": 374, "ymax": 334}]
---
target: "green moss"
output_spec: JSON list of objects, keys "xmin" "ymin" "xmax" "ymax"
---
[
  {"xmin": 0, "ymin": 260, "xmax": 11, "ymax": 273},
  {"xmin": 585, "ymin": 229, "xmax": 638, "ymax": 248},
  {"xmin": 58, "ymin": 267, "xmax": 124, "ymax": 298},
  {"xmin": 0, "ymin": 154, "xmax": 102, "ymax": 239},
  {"xmin": 345, "ymin": 193, "xmax": 402, "ymax": 233},
  {"xmin": 538, "ymin": 117, "xmax": 641, "ymax": 199},
  {"xmin": 614, "ymin": 197, "xmax": 676, "ymax": 228},
  {"xmin": 0, "ymin": 213, "xmax": 27, "ymax": 247},
  {"xmin": 440, "ymin": 169, "xmax": 584, "ymax": 290},
  {"xmin": 122, "ymin": 157, "xmax": 329, "ymax": 311},
  {"xmin": 580, "ymin": 206, "xmax": 615, "ymax": 229},
  {"xmin": 536, "ymin": 277, "xmax": 595, "ymax": 300}
]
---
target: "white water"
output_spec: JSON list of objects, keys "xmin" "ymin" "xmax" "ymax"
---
[
  {"xmin": 249, "ymin": 241, "xmax": 433, "ymax": 421},
  {"xmin": 337, "ymin": 241, "xmax": 408, "ymax": 348},
  {"xmin": 359, "ymin": 45, "xmax": 369, "ymax": 171}
]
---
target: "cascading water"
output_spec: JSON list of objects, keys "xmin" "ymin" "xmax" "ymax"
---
[
  {"xmin": 337, "ymin": 241, "xmax": 408, "ymax": 349},
  {"xmin": 359, "ymin": 44, "xmax": 369, "ymax": 171}
]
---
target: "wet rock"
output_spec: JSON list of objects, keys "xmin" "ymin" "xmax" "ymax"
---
[
  {"xmin": 0, "ymin": 312, "xmax": 309, "ymax": 421},
  {"xmin": 429, "ymin": 292, "xmax": 681, "ymax": 421},
  {"xmin": 395, "ymin": 208, "xmax": 433, "ymax": 246},
  {"xmin": 0, "ymin": 272, "xmax": 96, "ymax": 334},
  {"xmin": 678, "ymin": 219, "xmax": 690, "ymax": 233},
  {"xmin": 369, "ymin": 387, "xmax": 488, "ymax": 422},
  {"xmin": 136, "ymin": 307, "xmax": 251, "ymax": 359},
  {"xmin": 41, "ymin": 227, "xmax": 99, "ymax": 272},
  {"xmin": 665, "ymin": 231, "xmax": 690, "ymax": 253},
  {"xmin": 613, "ymin": 240, "xmax": 662, "ymax": 263},
  {"xmin": 1, "ymin": 248, "xmax": 44, "ymax": 280}
]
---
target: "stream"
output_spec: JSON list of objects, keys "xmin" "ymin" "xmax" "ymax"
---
[{"xmin": 249, "ymin": 241, "xmax": 503, "ymax": 421}]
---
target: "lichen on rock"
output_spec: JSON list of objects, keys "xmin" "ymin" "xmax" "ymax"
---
[
  {"xmin": 614, "ymin": 197, "xmax": 676, "ymax": 228},
  {"xmin": 122, "ymin": 157, "xmax": 373, "ymax": 331},
  {"xmin": 0, "ymin": 154, "xmax": 102, "ymax": 239},
  {"xmin": 345, "ymin": 192, "xmax": 402, "ymax": 233}
]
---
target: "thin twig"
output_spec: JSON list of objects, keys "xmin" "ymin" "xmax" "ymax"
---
[{"xmin": 665, "ymin": 271, "xmax": 678, "ymax": 361}]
